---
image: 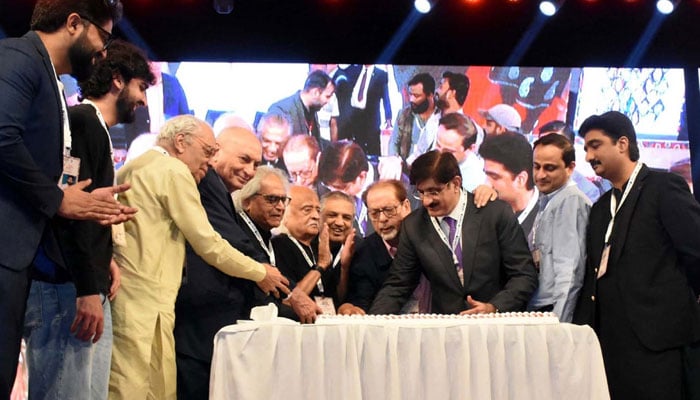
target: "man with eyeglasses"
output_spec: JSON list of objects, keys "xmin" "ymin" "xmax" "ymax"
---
[
  {"xmin": 370, "ymin": 151, "xmax": 537, "ymax": 315},
  {"xmin": 338, "ymin": 180, "xmax": 416, "ymax": 315},
  {"xmin": 0, "ymin": 0, "xmax": 133, "ymax": 396},
  {"xmin": 283, "ymin": 134, "xmax": 321, "ymax": 190},
  {"xmin": 21, "ymin": 39, "xmax": 154, "ymax": 400},
  {"xmin": 110, "ymin": 115, "xmax": 289, "ymax": 399},
  {"xmin": 273, "ymin": 188, "xmax": 354, "ymax": 318}
]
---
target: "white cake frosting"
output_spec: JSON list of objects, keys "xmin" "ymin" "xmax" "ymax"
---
[{"xmin": 316, "ymin": 312, "xmax": 559, "ymax": 326}]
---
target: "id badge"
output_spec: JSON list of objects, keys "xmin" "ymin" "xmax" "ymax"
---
[
  {"xmin": 59, "ymin": 155, "xmax": 80, "ymax": 189},
  {"xmin": 597, "ymin": 245, "xmax": 610, "ymax": 279},
  {"xmin": 314, "ymin": 296, "xmax": 336, "ymax": 315},
  {"xmin": 112, "ymin": 223, "xmax": 127, "ymax": 247},
  {"xmin": 532, "ymin": 249, "xmax": 541, "ymax": 272}
]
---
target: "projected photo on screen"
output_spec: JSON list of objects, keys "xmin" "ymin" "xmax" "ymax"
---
[{"xmin": 60, "ymin": 63, "xmax": 693, "ymax": 201}]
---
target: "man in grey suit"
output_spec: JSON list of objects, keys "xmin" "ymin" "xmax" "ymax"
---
[
  {"xmin": 267, "ymin": 70, "xmax": 334, "ymax": 148},
  {"xmin": 370, "ymin": 151, "xmax": 537, "ymax": 315}
]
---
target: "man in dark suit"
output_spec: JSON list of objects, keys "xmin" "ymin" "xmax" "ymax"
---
[
  {"xmin": 342, "ymin": 64, "xmax": 393, "ymax": 156},
  {"xmin": 337, "ymin": 180, "xmax": 412, "ymax": 315},
  {"xmin": 0, "ymin": 1, "xmax": 131, "ymax": 396},
  {"xmin": 268, "ymin": 70, "xmax": 334, "ymax": 149},
  {"xmin": 174, "ymin": 127, "xmax": 267, "ymax": 400},
  {"xmin": 370, "ymin": 151, "xmax": 537, "ymax": 315},
  {"xmin": 573, "ymin": 111, "xmax": 700, "ymax": 400}
]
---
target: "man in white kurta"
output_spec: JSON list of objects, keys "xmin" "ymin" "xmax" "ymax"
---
[{"xmin": 109, "ymin": 115, "xmax": 288, "ymax": 399}]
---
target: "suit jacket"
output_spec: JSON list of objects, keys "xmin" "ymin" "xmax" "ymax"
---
[
  {"xmin": 341, "ymin": 66, "xmax": 392, "ymax": 155},
  {"xmin": 161, "ymin": 72, "xmax": 190, "ymax": 119},
  {"xmin": 573, "ymin": 165, "xmax": 700, "ymax": 351},
  {"xmin": 0, "ymin": 32, "xmax": 65, "ymax": 271},
  {"xmin": 346, "ymin": 232, "xmax": 393, "ymax": 311},
  {"xmin": 370, "ymin": 192, "xmax": 537, "ymax": 314},
  {"xmin": 174, "ymin": 168, "xmax": 268, "ymax": 362},
  {"xmin": 268, "ymin": 91, "xmax": 325, "ymax": 148}
]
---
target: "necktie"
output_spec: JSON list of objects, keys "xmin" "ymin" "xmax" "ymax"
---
[
  {"xmin": 444, "ymin": 216, "xmax": 464, "ymax": 283},
  {"xmin": 357, "ymin": 68, "xmax": 367, "ymax": 102}
]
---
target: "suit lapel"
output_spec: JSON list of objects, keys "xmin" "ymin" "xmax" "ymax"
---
[
  {"xmin": 609, "ymin": 165, "xmax": 649, "ymax": 267},
  {"xmin": 460, "ymin": 197, "xmax": 481, "ymax": 290}
]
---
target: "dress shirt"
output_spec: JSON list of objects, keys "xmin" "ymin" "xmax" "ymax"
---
[
  {"xmin": 527, "ymin": 182, "xmax": 591, "ymax": 322},
  {"xmin": 458, "ymin": 152, "xmax": 486, "ymax": 192}
]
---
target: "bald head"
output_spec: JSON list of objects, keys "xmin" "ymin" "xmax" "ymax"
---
[{"xmin": 211, "ymin": 127, "xmax": 263, "ymax": 192}]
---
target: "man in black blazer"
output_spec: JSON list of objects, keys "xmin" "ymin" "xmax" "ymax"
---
[
  {"xmin": 0, "ymin": 1, "xmax": 130, "ymax": 396},
  {"xmin": 174, "ymin": 127, "xmax": 269, "ymax": 400},
  {"xmin": 342, "ymin": 64, "xmax": 393, "ymax": 157},
  {"xmin": 573, "ymin": 111, "xmax": 700, "ymax": 400},
  {"xmin": 370, "ymin": 151, "xmax": 537, "ymax": 315}
]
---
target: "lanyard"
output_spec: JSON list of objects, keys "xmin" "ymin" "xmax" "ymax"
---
[
  {"xmin": 604, "ymin": 162, "xmax": 643, "ymax": 244},
  {"xmin": 82, "ymin": 99, "xmax": 115, "ymax": 174},
  {"xmin": 288, "ymin": 236, "xmax": 325, "ymax": 294},
  {"xmin": 238, "ymin": 211, "xmax": 276, "ymax": 265},
  {"xmin": 429, "ymin": 191, "xmax": 468, "ymax": 265},
  {"xmin": 517, "ymin": 189, "xmax": 539, "ymax": 225}
]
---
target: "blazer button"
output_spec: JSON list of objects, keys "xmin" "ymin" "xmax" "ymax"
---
[
  {"xmin": 594, "ymin": 268, "xmax": 598, "ymax": 274},
  {"xmin": 591, "ymin": 295, "xmax": 596, "ymax": 301}
]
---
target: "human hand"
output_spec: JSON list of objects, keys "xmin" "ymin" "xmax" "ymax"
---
[
  {"xmin": 460, "ymin": 295, "xmax": 497, "ymax": 315},
  {"xmin": 341, "ymin": 228, "xmax": 356, "ymax": 269},
  {"xmin": 92, "ymin": 183, "xmax": 138, "ymax": 224},
  {"xmin": 289, "ymin": 288, "xmax": 322, "ymax": 324},
  {"xmin": 337, "ymin": 303, "xmax": 366, "ymax": 315},
  {"xmin": 71, "ymin": 294, "xmax": 104, "ymax": 343},
  {"xmin": 472, "ymin": 184, "xmax": 498, "ymax": 209},
  {"xmin": 317, "ymin": 225, "xmax": 331, "ymax": 268},
  {"xmin": 256, "ymin": 264, "xmax": 290, "ymax": 298},
  {"xmin": 108, "ymin": 258, "xmax": 121, "ymax": 301},
  {"xmin": 58, "ymin": 180, "xmax": 137, "ymax": 225}
]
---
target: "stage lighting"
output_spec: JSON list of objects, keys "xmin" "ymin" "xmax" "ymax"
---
[
  {"xmin": 539, "ymin": 1, "xmax": 558, "ymax": 16},
  {"xmin": 656, "ymin": 0, "xmax": 675, "ymax": 14},
  {"xmin": 414, "ymin": 0, "xmax": 433, "ymax": 14},
  {"xmin": 213, "ymin": 0, "xmax": 234, "ymax": 15}
]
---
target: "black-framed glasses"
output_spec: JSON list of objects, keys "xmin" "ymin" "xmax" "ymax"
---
[
  {"xmin": 79, "ymin": 14, "xmax": 114, "ymax": 51},
  {"xmin": 368, "ymin": 205, "xmax": 399, "ymax": 220},
  {"xmin": 191, "ymin": 135, "xmax": 219, "ymax": 158},
  {"xmin": 413, "ymin": 184, "xmax": 449, "ymax": 200},
  {"xmin": 254, "ymin": 194, "xmax": 291, "ymax": 206}
]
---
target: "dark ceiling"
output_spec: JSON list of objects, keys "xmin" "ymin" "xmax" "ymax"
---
[{"xmin": 2, "ymin": 0, "xmax": 700, "ymax": 67}]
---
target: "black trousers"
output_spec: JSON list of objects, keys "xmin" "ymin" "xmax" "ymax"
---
[
  {"xmin": 176, "ymin": 352, "xmax": 211, "ymax": 400},
  {"xmin": 0, "ymin": 264, "xmax": 31, "ymax": 399}
]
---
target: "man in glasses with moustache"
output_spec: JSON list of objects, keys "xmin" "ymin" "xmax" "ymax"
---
[
  {"xmin": 370, "ymin": 151, "xmax": 537, "ymax": 315},
  {"xmin": 0, "ymin": 1, "xmax": 133, "ymax": 397}
]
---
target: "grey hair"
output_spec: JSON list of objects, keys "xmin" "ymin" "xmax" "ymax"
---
[
  {"xmin": 157, "ymin": 115, "xmax": 205, "ymax": 145},
  {"xmin": 320, "ymin": 191, "xmax": 356, "ymax": 214},
  {"xmin": 232, "ymin": 166, "xmax": 290, "ymax": 210}
]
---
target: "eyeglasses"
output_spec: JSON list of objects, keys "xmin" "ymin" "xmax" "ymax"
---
[
  {"xmin": 254, "ymin": 194, "xmax": 291, "ymax": 206},
  {"xmin": 368, "ymin": 205, "xmax": 399, "ymax": 220},
  {"xmin": 413, "ymin": 184, "xmax": 449, "ymax": 200},
  {"xmin": 191, "ymin": 135, "xmax": 219, "ymax": 158},
  {"xmin": 289, "ymin": 169, "xmax": 314, "ymax": 181},
  {"xmin": 79, "ymin": 15, "xmax": 114, "ymax": 51}
]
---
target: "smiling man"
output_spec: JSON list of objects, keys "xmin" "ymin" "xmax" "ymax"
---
[
  {"xmin": 370, "ymin": 151, "xmax": 536, "ymax": 315},
  {"xmin": 526, "ymin": 133, "xmax": 590, "ymax": 323},
  {"xmin": 111, "ymin": 115, "xmax": 289, "ymax": 399},
  {"xmin": 573, "ymin": 111, "xmax": 700, "ymax": 400}
]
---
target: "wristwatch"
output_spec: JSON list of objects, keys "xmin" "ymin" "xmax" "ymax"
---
[{"xmin": 310, "ymin": 264, "xmax": 324, "ymax": 273}]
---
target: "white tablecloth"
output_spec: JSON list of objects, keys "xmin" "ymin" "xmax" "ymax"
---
[{"xmin": 210, "ymin": 322, "xmax": 609, "ymax": 400}]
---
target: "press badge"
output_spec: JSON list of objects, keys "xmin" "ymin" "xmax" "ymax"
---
[
  {"xmin": 597, "ymin": 245, "xmax": 610, "ymax": 279},
  {"xmin": 59, "ymin": 155, "xmax": 80, "ymax": 189},
  {"xmin": 314, "ymin": 296, "xmax": 336, "ymax": 315},
  {"xmin": 112, "ymin": 223, "xmax": 127, "ymax": 247},
  {"xmin": 532, "ymin": 249, "xmax": 541, "ymax": 272}
]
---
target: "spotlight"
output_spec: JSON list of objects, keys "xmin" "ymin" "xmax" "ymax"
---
[
  {"xmin": 414, "ymin": 0, "xmax": 432, "ymax": 14},
  {"xmin": 539, "ymin": 1, "xmax": 558, "ymax": 16},
  {"xmin": 213, "ymin": 0, "xmax": 234, "ymax": 15},
  {"xmin": 656, "ymin": 0, "xmax": 675, "ymax": 14}
]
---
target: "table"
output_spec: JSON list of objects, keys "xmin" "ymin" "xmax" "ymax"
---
[{"xmin": 210, "ymin": 321, "xmax": 609, "ymax": 400}]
